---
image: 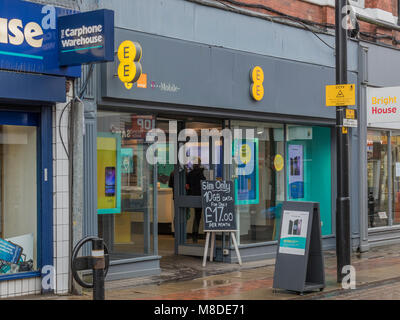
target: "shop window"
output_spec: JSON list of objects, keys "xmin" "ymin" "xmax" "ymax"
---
[
  {"xmin": 97, "ymin": 111, "xmax": 155, "ymax": 259},
  {"xmin": 367, "ymin": 130, "xmax": 389, "ymax": 228},
  {"xmin": 391, "ymin": 133, "xmax": 400, "ymax": 225},
  {"xmin": 231, "ymin": 121, "xmax": 285, "ymax": 245},
  {"xmin": 286, "ymin": 125, "xmax": 332, "ymax": 236},
  {"xmin": 0, "ymin": 125, "xmax": 37, "ymax": 275}
]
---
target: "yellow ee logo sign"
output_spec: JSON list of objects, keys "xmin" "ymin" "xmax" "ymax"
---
[
  {"xmin": 250, "ymin": 66, "xmax": 264, "ymax": 101},
  {"xmin": 117, "ymin": 40, "xmax": 143, "ymax": 90},
  {"xmin": 240, "ymin": 144, "xmax": 252, "ymax": 165}
]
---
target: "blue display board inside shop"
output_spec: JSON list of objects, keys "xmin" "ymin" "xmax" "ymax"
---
[
  {"xmin": 0, "ymin": 0, "xmax": 80, "ymax": 77},
  {"xmin": 0, "ymin": 238, "xmax": 22, "ymax": 264},
  {"xmin": 234, "ymin": 139, "xmax": 259, "ymax": 205}
]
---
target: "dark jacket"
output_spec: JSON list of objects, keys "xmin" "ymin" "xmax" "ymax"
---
[{"xmin": 186, "ymin": 167, "xmax": 206, "ymax": 196}]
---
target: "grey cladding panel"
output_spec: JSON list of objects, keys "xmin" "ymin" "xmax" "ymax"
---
[{"xmin": 103, "ymin": 29, "xmax": 357, "ymax": 119}]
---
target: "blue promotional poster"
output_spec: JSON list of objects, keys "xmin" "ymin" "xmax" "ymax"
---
[
  {"xmin": 288, "ymin": 144, "xmax": 304, "ymax": 199},
  {"xmin": 0, "ymin": 238, "xmax": 22, "ymax": 264},
  {"xmin": 278, "ymin": 210, "xmax": 309, "ymax": 256},
  {"xmin": 234, "ymin": 139, "xmax": 259, "ymax": 205}
]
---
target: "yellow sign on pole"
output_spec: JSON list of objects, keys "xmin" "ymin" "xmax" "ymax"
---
[
  {"xmin": 345, "ymin": 108, "xmax": 355, "ymax": 119},
  {"xmin": 326, "ymin": 84, "xmax": 356, "ymax": 106}
]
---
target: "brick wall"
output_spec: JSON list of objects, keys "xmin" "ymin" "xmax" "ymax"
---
[{"xmin": 219, "ymin": 0, "xmax": 400, "ymax": 47}]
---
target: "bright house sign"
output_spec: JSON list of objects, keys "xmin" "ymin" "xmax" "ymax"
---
[
  {"xmin": 367, "ymin": 86, "xmax": 400, "ymax": 129},
  {"xmin": 0, "ymin": 0, "xmax": 80, "ymax": 77},
  {"xmin": 58, "ymin": 9, "xmax": 114, "ymax": 66}
]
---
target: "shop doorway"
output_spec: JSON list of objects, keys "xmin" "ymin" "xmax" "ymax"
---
[{"xmin": 156, "ymin": 117, "xmax": 225, "ymax": 257}]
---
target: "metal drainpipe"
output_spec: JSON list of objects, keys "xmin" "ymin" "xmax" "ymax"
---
[{"xmin": 398, "ymin": 0, "xmax": 400, "ymax": 26}]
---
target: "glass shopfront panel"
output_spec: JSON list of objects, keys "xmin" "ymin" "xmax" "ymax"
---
[
  {"xmin": 286, "ymin": 125, "xmax": 332, "ymax": 236},
  {"xmin": 367, "ymin": 130, "xmax": 389, "ymax": 228},
  {"xmin": 392, "ymin": 133, "xmax": 400, "ymax": 225},
  {"xmin": 231, "ymin": 122, "xmax": 333, "ymax": 246},
  {"xmin": 0, "ymin": 125, "xmax": 38, "ymax": 275},
  {"xmin": 97, "ymin": 111, "xmax": 155, "ymax": 260},
  {"xmin": 231, "ymin": 121, "xmax": 285, "ymax": 244}
]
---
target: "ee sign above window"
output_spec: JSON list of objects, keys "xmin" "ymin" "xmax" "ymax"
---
[
  {"xmin": 367, "ymin": 86, "xmax": 400, "ymax": 129},
  {"xmin": 250, "ymin": 66, "xmax": 264, "ymax": 101}
]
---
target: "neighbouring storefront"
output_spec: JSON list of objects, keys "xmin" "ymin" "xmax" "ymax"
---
[
  {"xmin": 85, "ymin": 24, "xmax": 360, "ymax": 280},
  {"xmin": 0, "ymin": 0, "xmax": 80, "ymax": 298},
  {"xmin": 359, "ymin": 41, "xmax": 400, "ymax": 250}
]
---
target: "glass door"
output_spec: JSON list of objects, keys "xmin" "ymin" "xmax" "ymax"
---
[{"xmin": 173, "ymin": 119, "xmax": 224, "ymax": 256}]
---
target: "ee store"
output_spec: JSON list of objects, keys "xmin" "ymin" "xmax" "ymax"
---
[{"xmin": 92, "ymin": 28, "xmax": 339, "ymax": 280}]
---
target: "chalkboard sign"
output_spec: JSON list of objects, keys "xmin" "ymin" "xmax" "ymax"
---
[{"xmin": 201, "ymin": 180, "xmax": 236, "ymax": 232}]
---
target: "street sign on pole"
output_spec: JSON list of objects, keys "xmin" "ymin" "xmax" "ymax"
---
[{"xmin": 326, "ymin": 84, "xmax": 356, "ymax": 106}]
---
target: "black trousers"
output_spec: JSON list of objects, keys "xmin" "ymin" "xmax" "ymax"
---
[{"xmin": 192, "ymin": 208, "xmax": 202, "ymax": 238}]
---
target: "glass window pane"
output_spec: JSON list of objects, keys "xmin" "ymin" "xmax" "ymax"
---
[
  {"xmin": 0, "ymin": 125, "xmax": 37, "ymax": 275},
  {"xmin": 231, "ymin": 121, "xmax": 285, "ymax": 245},
  {"xmin": 286, "ymin": 125, "xmax": 332, "ymax": 235},
  {"xmin": 367, "ymin": 130, "xmax": 389, "ymax": 228},
  {"xmin": 391, "ymin": 132, "xmax": 400, "ymax": 225},
  {"xmin": 97, "ymin": 111, "xmax": 155, "ymax": 260}
]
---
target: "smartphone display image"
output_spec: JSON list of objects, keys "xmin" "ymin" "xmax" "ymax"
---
[
  {"xmin": 288, "ymin": 220, "xmax": 293, "ymax": 235},
  {"xmin": 293, "ymin": 219, "xmax": 298, "ymax": 235},
  {"xmin": 105, "ymin": 167, "xmax": 116, "ymax": 197}
]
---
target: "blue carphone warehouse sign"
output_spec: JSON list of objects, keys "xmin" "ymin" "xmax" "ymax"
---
[{"xmin": 58, "ymin": 9, "xmax": 114, "ymax": 66}]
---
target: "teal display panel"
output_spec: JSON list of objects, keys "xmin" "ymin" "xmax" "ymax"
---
[{"xmin": 286, "ymin": 126, "xmax": 332, "ymax": 236}]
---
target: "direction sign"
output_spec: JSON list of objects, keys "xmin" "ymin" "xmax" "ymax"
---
[
  {"xmin": 343, "ymin": 118, "xmax": 358, "ymax": 127},
  {"xmin": 326, "ymin": 84, "xmax": 356, "ymax": 106}
]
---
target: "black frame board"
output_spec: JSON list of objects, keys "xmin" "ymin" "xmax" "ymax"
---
[{"xmin": 273, "ymin": 201, "xmax": 325, "ymax": 294}]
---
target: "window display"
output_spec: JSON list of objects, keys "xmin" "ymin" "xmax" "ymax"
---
[
  {"xmin": 367, "ymin": 130, "xmax": 389, "ymax": 228},
  {"xmin": 0, "ymin": 125, "xmax": 37, "ymax": 275},
  {"xmin": 97, "ymin": 111, "xmax": 155, "ymax": 259},
  {"xmin": 231, "ymin": 121, "xmax": 285, "ymax": 244},
  {"xmin": 286, "ymin": 125, "xmax": 332, "ymax": 236}
]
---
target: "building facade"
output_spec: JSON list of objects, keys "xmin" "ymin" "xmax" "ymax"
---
[
  {"xmin": 0, "ymin": 0, "xmax": 98, "ymax": 299},
  {"xmin": 3, "ymin": 0, "xmax": 400, "ymax": 298},
  {"xmin": 81, "ymin": 0, "xmax": 361, "ymax": 280}
]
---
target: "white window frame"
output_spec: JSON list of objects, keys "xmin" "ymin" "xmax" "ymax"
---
[{"xmin": 300, "ymin": 0, "xmax": 364, "ymax": 8}]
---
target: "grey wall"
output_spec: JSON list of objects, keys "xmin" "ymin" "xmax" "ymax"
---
[
  {"xmin": 99, "ymin": 0, "xmax": 358, "ymax": 72},
  {"xmin": 361, "ymin": 41, "xmax": 400, "ymax": 87}
]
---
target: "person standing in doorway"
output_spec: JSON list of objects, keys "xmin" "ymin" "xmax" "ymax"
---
[{"xmin": 186, "ymin": 158, "xmax": 206, "ymax": 243}]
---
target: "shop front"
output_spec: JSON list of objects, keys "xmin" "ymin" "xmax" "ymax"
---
[
  {"xmin": 92, "ymin": 27, "xmax": 358, "ymax": 280},
  {"xmin": 359, "ymin": 42, "xmax": 400, "ymax": 250},
  {"xmin": 0, "ymin": 0, "xmax": 79, "ymax": 298}
]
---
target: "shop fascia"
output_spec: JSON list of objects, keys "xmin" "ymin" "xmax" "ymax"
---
[{"xmin": 367, "ymin": 86, "xmax": 400, "ymax": 128}]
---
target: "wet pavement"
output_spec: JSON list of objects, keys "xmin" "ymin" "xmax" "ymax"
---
[{"xmin": 7, "ymin": 243, "xmax": 400, "ymax": 300}]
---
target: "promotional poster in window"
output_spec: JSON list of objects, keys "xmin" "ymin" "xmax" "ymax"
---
[{"xmin": 288, "ymin": 144, "xmax": 304, "ymax": 199}]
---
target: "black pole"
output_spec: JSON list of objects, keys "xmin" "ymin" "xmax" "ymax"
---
[
  {"xmin": 92, "ymin": 239, "xmax": 105, "ymax": 300},
  {"xmin": 335, "ymin": 0, "xmax": 351, "ymax": 283}
]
